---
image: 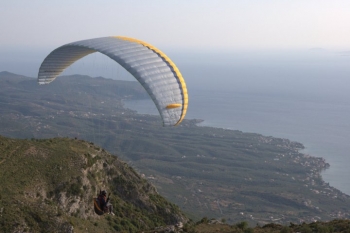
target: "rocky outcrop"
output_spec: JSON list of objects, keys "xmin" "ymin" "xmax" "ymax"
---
[{"xmin": 0, "ymin": 136, "xmax": 187, "ymax": 232}]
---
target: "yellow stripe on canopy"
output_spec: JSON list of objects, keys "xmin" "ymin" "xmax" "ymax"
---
[
  {"xmin": 166, "ymin": 103, "xmax": 182, "ymax": 109},
  {"xmin": 116, "ymin": 36, "xmax": 188, "ymax": 126}
]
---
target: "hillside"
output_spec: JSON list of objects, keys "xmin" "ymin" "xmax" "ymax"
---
[
  {"xmin": 1, "ymin": 135, "xmax": 350, "ymax": 233},
  {"xmin": 0, "ymin": 135, "xmax": 187, "ymax": 232},
  {"xmin": 1, "ymin": 71, "xmax": 350, "ymax": 225},
  {"xmin": 186, "ymin": 218, "xmax": 350, "ymax": 233}
]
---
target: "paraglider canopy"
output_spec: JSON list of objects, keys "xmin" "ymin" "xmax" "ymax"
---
[{"xmin": 37, "ymin": 36, "xmax": 188, "ymax": 126}]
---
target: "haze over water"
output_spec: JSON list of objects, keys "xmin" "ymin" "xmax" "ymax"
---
[
  {"xmin": 125, "ymin": 50, "xmax": 350, "ymax": 196},
  {"xmin": 2, "ymin": 48, "xmax": 350, "ymax": 195}
]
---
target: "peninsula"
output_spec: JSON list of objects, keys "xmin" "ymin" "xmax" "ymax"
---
[{"xmin": 1, "ymin": 71, "xmax": 349, "ymax": 225}]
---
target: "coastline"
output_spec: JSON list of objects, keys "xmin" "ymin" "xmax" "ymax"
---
[
  {"xmin": 1, "ymin": 74, "xmax": 350, "ymax": 224},
  {"xmin": 123, "ymin": 99, "xmax": 349, "ymax": 199},
  {"xmin": 192, "ymin": 117, "xmax": 350, "ymax": 222},
  {"xmin": 192, "ymin": 116, "xmax": 350, "ymax": 197}
]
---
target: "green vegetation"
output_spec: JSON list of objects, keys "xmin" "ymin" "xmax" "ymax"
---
[
  {"xmin": 1, "ymin": 71, "xmax": 350, "ymax": 226},
  {"xmin": 162, "ymin": 218, "xmax": 350, "ymax": 233},
  {"xmin": 0, "ymin": 136, "xmax": 186, "ymax": 232}
]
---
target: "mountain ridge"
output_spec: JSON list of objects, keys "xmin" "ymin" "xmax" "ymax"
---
[
  {"xmin": 0, "ymin": 135, "xmax": 187, "ymax": 232},
  {"xmin": 1, "ymin": 71, "xmax": 350, "ymax": 226}
]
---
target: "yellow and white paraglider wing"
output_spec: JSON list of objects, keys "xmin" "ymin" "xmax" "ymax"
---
[{"xmin": 38, "ymin": 36, "xmax": 188, "ymax": 126}]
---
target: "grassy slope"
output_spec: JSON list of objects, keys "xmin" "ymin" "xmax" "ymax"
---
[{"xmin": 0, "ymin": 135, "xmax": 187, "ymax": 233}]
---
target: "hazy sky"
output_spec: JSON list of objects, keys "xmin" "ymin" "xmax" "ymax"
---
[{"xmin": 1, "ymin": 0, "xmax": 350, "ymax": 51}]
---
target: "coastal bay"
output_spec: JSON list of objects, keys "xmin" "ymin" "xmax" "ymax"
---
[
  {"xmin": 124, "ymin": 88, "xmax": 350, "ymax": 197},
  {"xmin": 1, "ymin": 72, "xmax": 350, "ymax": 224}
]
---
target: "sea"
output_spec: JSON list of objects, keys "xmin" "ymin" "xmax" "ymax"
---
[
  {"xmin": 123, "ymin": 49, "xmax": 350, "ymax": 196},
  {"xmin": 3, "ymin": 48, "xmax": 350, "ymax": 195}
]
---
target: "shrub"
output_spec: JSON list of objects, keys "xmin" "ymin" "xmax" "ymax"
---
[
  {"xmin": 236, "ymin": 221, "xmax": 249, "ymax": 230},
  {"xmin": 67, "ymin": 183, "xmax": 82, "ymax": 196},
  {"xmin": 280, "ymin": 226, "xmax": 293, "ymax": 233}
]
